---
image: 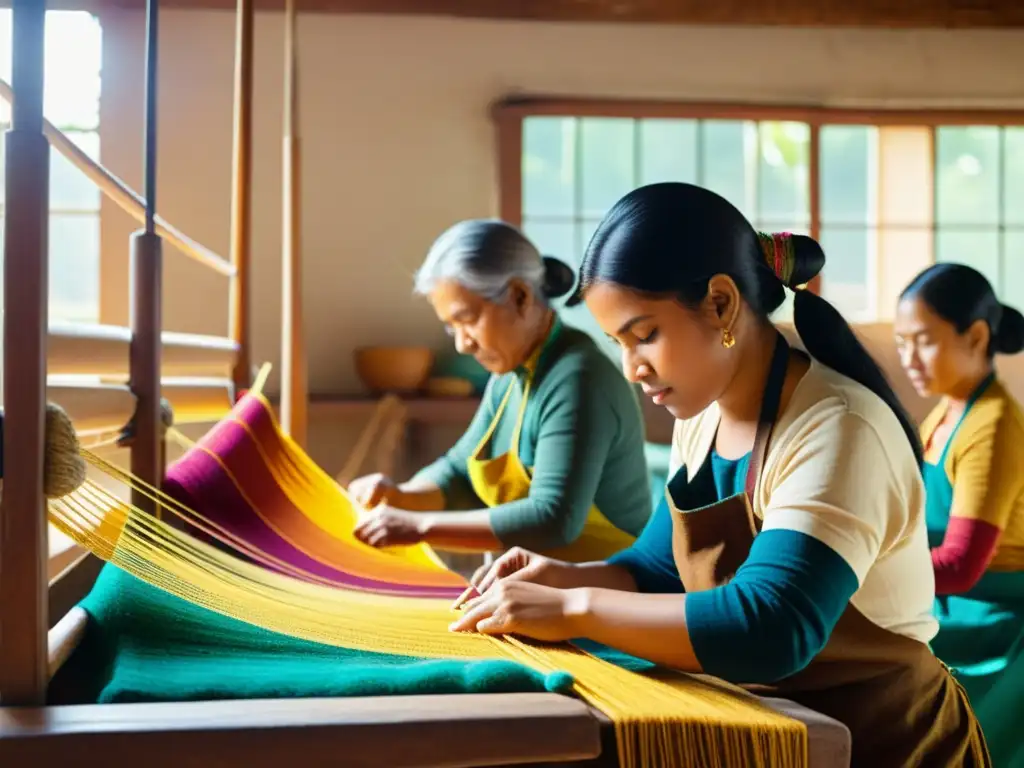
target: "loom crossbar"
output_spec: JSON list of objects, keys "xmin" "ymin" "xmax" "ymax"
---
[
  {"xmin": 45, "ymin": 378, "xmax": 233, "ymax": 439},
  {"xmin": 48, "ymin": 324, "xmax": 239, "ymax": 379}
]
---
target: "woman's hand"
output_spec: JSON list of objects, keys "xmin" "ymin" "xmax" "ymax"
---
[
  {"xmin": 347, "ymin": 473, "xmax": 400, "ymax": 509},
  {"xmin": 452, "ymin": 547, "xmax": 575, "ymax": 610},
  {"xmin": 448, "ymin": 580, "xmax": 588, "ymax": 642},
  {"xmin": 352, "ymin": 506, "xmax": 425, "ymax": 548}
]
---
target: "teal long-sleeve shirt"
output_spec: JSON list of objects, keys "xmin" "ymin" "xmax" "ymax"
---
[{"xmin": 413, "ymin": 317, "xmax": 652, "ymax": 551}]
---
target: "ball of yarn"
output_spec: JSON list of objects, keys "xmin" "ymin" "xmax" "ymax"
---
[{"xmin": 43, "ymin": 403, "xmax": 87, "ymax": 498}]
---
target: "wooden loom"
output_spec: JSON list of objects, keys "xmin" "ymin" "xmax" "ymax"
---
[
  {"xmin": 0, "ymin": 1, "xmax": 853, "ymax": 765},
  {"xmin": 0, "ymin": 0, "xmax": 609, "ymax": 764}
]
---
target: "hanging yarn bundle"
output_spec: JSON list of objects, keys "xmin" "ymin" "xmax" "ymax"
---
[{"xmin": 0, "ymin": 403, "xmax": 88, "ymax": 499}]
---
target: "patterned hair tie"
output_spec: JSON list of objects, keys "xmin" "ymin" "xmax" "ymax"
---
[{"xmin": 757, "ymin": 231, "xmax": 796, "ymax": 288}]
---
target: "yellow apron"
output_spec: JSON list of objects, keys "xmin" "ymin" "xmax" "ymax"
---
[{"xmin": 466, "ymin": 366, "xmax": 637, "ymax": 564}]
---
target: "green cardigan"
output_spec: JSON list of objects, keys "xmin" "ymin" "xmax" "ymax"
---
[{"xmin": 414, "ymin": 316, "xmax": 652, "ymax": 551}]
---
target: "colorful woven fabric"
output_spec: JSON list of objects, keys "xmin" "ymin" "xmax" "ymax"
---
[
  {"xmin": 162, "ymin": 392, "xmax": 466, "ymax": 598},
  {"xmin": 48, "ymin": 386, "xmax": 808, "ymax": 768}
]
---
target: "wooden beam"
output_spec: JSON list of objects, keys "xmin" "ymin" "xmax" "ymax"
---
[
  {"xmin": 0, "ymin": 0, "xmax": 51, "ymax": 708},
  {"xmin": 491, "ymin": 98, "xmax": 1024, "ymax": 126},
  {"xmin": 26, "ymin": 0, "xmax": 1024, "ymax": 27},
  {"xmin": 280, "ymin": 0, "xmax": 309, "ymax": 448},
  {"xmin": 229, "ymin": 0, "xmax": 255, "ymax": 395},
  {"xmin": 0, "ymin": 693, "xmax": 603, "ymax": 766},
  {"xmin": 47, "ymin": 553, "xmax": 103, "ymax": 630}
]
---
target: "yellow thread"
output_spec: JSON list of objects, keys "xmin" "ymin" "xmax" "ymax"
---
[{"xmin": 46, "ymin": 401, "xmax": 807, "ymax": 768}]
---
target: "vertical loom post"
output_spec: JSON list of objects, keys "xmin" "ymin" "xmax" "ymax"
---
[
  {"xmin": 129, "ymin": 0, "xmax": 163, "ymax": 515},
  {"xmin": 280, "ymin": 0, "xmax": 308, "ymax": 447},
  {"xmin": 0, "ymin": 0, "xmax": 50, "ymax": 706},
  {"xmin": 229, "ymin": 0, "xmax": 254, "ymax": 396}
]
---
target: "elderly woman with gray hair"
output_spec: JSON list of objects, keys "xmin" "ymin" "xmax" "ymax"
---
[{"xmin": 350, "ymin": 219, "xmax": 651, "ymax": 563}]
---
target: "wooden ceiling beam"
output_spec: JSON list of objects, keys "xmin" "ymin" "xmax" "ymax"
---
[{"xmin": 30, "ymin": 0, "xmax": 1024, "ymax": 29}]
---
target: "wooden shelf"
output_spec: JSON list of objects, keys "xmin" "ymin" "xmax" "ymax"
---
[
  {"xmin": 279, "ymin": 394, "xmax": 674, "ymax": 441},
  {"xmin": 295, "ymin": 395, "xmax": 482, "ymax": 425}
]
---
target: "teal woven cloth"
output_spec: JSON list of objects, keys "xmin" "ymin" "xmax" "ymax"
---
[{"xmin": 52, "ymin": 564, "xmax": 575, "ymax": 704}]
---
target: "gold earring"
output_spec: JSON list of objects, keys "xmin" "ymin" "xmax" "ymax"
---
[{"xmin": 721, "ymin": 329, "xmax": 736, "ymax": 349}]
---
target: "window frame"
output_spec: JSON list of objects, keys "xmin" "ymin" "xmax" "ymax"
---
[{"xmin": 492, "ymin": 98, "xmax": 1024, "ymax": 298}]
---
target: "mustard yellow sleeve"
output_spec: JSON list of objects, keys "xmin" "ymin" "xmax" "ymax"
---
[
  {"xmin": 919, "ymin": 402, "xmax": 946, "ymax": 463},
  {"xmin": 948, "ymin": 401, "xmax": 1024, "ymax": 532}
]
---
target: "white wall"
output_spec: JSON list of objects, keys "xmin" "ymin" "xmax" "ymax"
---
[{"xmin": 96, "ymin": 11, "xmax": 1024, "ymax": 394}]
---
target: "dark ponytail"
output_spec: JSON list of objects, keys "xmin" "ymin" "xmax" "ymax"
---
[
  {"xmin": 901, "ymin": 263, "xmax": 1024, "ymax": 358},
  {"xmin": 575, "ymin": 182, "xmax": 924, "ymax": 465},
  {"xmin": 784, "ymin": 237, "xmax": 923, "ymax": 465}
]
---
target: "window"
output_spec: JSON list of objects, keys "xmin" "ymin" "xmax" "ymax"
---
[
  {"xmin": 521, "ymin": 116, "xmax": 808, "ymax": 343},
  {"xmin": 500, "ymin": 102, "xmax": 1024, "ymax": 329},
  {"xmin": 935, "ymin": 127, "xmax": 1024, "ymax": 311},
  {"xmin": 0, "ymin": 10, "xmax": 103, "ymax": 325}
]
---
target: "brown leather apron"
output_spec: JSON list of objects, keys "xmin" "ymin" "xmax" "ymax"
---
[{"xmin": 668, "ymin": 335, "xmax": 990, "ymax": 767}]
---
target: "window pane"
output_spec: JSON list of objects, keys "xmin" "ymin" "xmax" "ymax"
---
[
  {"xmin": 580, "ymin": 118, "xmax": 635, "ymax": 218},
  {"xmin": 638, "ymin": 119, "xmax": 697, "ymax": 186},
  {"xmin": 0, "ymin": 11, "xmax": 102, "ymax": 129},
  {"xmin": 757, "ymin": 121, "xmax": 810, "ymax": 228},
  {"xmin": 523, "ymin": 117, "xmax": 576, "ymax": 218},
  {"xmin": 1004, "ymin": 128, "xmax": 1024, "ymax": 226},
  {"xmin": 1003, "ymin": 230, "xmax": 1024, "ymax": 310},
  {"xmin": 819, "ymin": 227, "xmax": 872, "ymax": 319},
  {"xmin": 522, "ymin": 218, "xmax": 577, "ymax": 267},
  {"xmin": 876, "ymin": 228, "xmax": 933, "ymax": 321},
  {"xmin": 935, "ymin": 228, "xmax": 1001, "ymax": 291},
  {"xmin": 701, "ymin": 120, "xmax": 756, "ymax": 219},
  {"xmin": 820, "ymin": 126, "xmax": 875, "ymax": 225},
  {"xmin": 935, "ymin": 126, "xmax": 1001, "ymax": 226},
  {"xmin": 878, "ymin": 126, "xmax": 933, "ymax": 228},
  {"xmin": 43, "ymin": 13, "xmax": 102, "ymax": 130},
  {"xmin": 49, "ymin": 213, "xmax": 100, "ymax": 324},
  {"xmin": 50, "ymin": 131, "xmax": 100, "ymax": 211}
]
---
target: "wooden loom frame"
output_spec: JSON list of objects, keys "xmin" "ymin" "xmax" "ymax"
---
[
  {"xmin": 0, "ymin": 1, "xmax": 615, "ymax": 765},
  {"xmin": 0, "ymin": 2, "xmax": 851, "ymax": 766}
]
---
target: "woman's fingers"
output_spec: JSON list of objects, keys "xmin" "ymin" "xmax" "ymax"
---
[
  {"xmin": 449, "ymin": 593, "xmax": 501, "ymax": 633},
  {"xmin": 451, "ymin": 584, "xmax": 481, "ymax": 611},
  {"xmin": 452, "ymin": 550, "xmax": 543, "ymax": 610},
  {"xmin": 352, "ymin": 519, "xmax": 371, "ymax": 542},
  {"xmin": 452, "ymin": 560, "xmax": 504, "ymax": 610},
  {"xmin": 469, "ymin": 562, "xmax": 491, "ymax": 587},
  {"xmin": 474, "ymin": 614, "xmax": 511, "ymax": 635},
  {"xmin": 348, "ymin": 473, "xmax": 392, "ymax": 508},
  {"xmin": 364, "ymin": 481, "xmax": 388, "ymax": 508},
  {"xmin": 353, "ymin": 515, "xmax": 387, "ymax": 548}
]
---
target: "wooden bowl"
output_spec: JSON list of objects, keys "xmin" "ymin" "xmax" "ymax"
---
[{"xmin": 354, "ymin": 346, "xmax": 435, "ymax": 394}]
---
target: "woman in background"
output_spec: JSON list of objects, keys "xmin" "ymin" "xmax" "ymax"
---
[
  {"xmin": 896, "ymin": 263, "xmax": 1024, "ymax": 767},
  {"xmin": 349, "ymin": 219, "xmax": 651, "ymax": 563},
  {"xmin": 451, "ymin": 183, "xmax": 988, "ymax": 767}
]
